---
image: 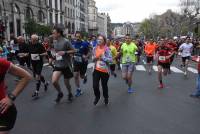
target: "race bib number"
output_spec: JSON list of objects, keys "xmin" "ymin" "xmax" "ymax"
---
[
  {"xmin": 126, "ymin": 56, "xmax": 131, "ymax": 63},
  {"xmin": 96, "ymin": 61, "xmax": 107, "ymax": 70},
  {"xmin": 159, "ymin": 56, "xmax": 166, "ymax": 61},
  {"xmin": 31, "ymin": 54, "xmax": 40, "ymax": 61},
  {"xmin": 74, "ymin": 55, "xmax": 82, "ymax": 62},
  {"xmin": 56, "ymin": 53, "xmax": 63, "ymax": 61}
]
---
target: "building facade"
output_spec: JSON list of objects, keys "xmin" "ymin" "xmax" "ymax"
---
[
  {"xmin": 0, "ymin": 0, "xmax": 110, "ymax": 39},
  {"xmin": 0, "ymin": 0, "xmax": 47, "ymax": 40},
  {"xmin": 88, "ymin": 0, "xmax": 97, "ymax": 35},
  {"xmin": 113, "ymin": 22, "xmax": 140, "ymax": 38},
  {"xmin": 64, "ymin": 0, "xmax": 75, "ymax": 34},
  {"xmin": 97, "ymin": 13, "xmax": 107, "ymax": 37}
]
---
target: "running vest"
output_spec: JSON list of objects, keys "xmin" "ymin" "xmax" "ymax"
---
[
  {"xmin": 157, "ymin": 47, "xmax": 171, "ymax": 63},
  {"xmin": 121, "ymin": 43, "xmax": 137, "ymax": 64},
  {"xmin": 94, "ymin": 46, "xmax": 109, "ymax": 73}
]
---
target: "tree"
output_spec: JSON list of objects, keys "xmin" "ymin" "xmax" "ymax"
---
[
  {"xmin": 180, "ymin": 0, "xmax": 200, "ymax": 36},
  {"xmin": 25, "ymin": 19, "xmax": 51, "ymax": 36},
  {"xmin": 139, "ymin": 10, "xmax": 184, "ymax": 39}
]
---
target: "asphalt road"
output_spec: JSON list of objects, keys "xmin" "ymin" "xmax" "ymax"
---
[{"xmin": 6, "ymin": 58, "xmax": 200, "ymax": 134}]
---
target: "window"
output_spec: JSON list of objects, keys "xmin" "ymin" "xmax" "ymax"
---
[
  {"xmin": 38, "ymin": 10, "xmax": 44, "ymax": 23},
  {"xmin": 68, "ymin": 8, "xmax": 70, "ymax": 17},
  {"xmin": 38, "ymin": 0, "xmax": 42, "ymax": 5},
  {"xmin": 60, "ymin": 0, "xmax": 62, "ymax": 11},
  {"xmin": 65, "ymin": 7, "xmax": 67, "ymax": 15},
  {"xmin": 55, "ymin": 0, "xmax": 58, "ymax": 10},
  {"xmin": 60, "ymin": 15, "xmax": 63, "ymax": 24},
  {"xmin": 49, "ymin": 0, "xmax": 52, "ymax": 8},
  {"xmin": 55, "ymin": 14, "xmax": 58, "ymax": 24},
  {"xmin": 49, "ymin": 12, "xmax": 53, "ymax": 24},
  {"xmin": 0, "ymin": 5, "xmax": 2, "ymax": 16},
  {"xmin": 26, "ymin": 7, "xmax": 33, "ymax": 19}
]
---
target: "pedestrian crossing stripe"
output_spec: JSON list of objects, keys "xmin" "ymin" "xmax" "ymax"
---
[
  {"xmin": 153, "ymin": 66, "xmax": 158, "ymax": 72},
  {"xmin": 187, "ymin": 67, "xmax": 198, "ymax": 74},
  {"xmin": 135, "ymin": 65, "xmax": 146, "ymax": 71},
  {"xmin": 170, "ymin": 66, "xmax": 184, "ymax": 73},
  {"xmin": 16, "ymin": 62, "xmax": 199, "ymax": 75}
]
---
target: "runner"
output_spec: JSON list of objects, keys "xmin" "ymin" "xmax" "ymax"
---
[
  {"xmin": 72, "ymin": 31, "xmax": 90, "ymax": 97},
  {"xmin": 107, "ymin": 38, "xmax": 117, "ymax": 77},
  {"xmin": 166, "ymin": 39, "xmax": 178, "ymax": 73},
  {"xmin": 144, "ymin": 39, "xmax": 157, "ymax": 74},
  {"xmin": 0, "ymin": 58, "xmax": 31, "ymax": 134},
  {"xmin": 135, "ymin": 38, "xmax": 143, "ymax": 64},
  {"xmin": 29, "ymin": 34, "xmax": 49, "ymax": 98},
  {"xmin": 156, "ymin": 40, "xmax": 174, "ymax": 89},
  {"xmin": 190, "ymin": 55, "xmax": 200, "ymax": 97},
  {"xmin": 114, "ymin": 40, "xmax": 121, "ymax": 70},
  {"xmin": 119, "ymin": 34, "xmax": 138, "ymax": 93},
  {"xmin": 92, "ymin": 35, "xmax": 112, "ymax": 105},
  {"xmin": 0, "ymin": 36, "xmax": 9, "ymax": 59},
  {"xmin": 179, "ymin": 37, "xmax": 193, "ymax": 76},
  {"xmin": 51, "ymin": 25, "xmax": 76, "ymax": 103},
  {"xmin": 17, "ymin": 36, "xmax": 31, "ymax": 70}
]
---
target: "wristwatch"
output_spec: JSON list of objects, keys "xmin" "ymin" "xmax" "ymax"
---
[{"xmin": 8, "ymin": 93, "xmax": 16, "ymax": 101}]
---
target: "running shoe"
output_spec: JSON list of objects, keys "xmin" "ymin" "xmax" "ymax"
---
[
  {"xmin": 68, "ymin": 93, "xmax": 73, "ymax": 102},
  {"xmin": 32, "ymin": 91, "xmax": 39, "ymax": 98},
  {"xmin": 83, "ymin": 74, "xmax": 87, "ymax": 84},
  {"xmin": 184, "ymin": 72, "xmax": 187, "ymax": 76},
  {"xmin": 44, "ymin": 82, "xmax": 49, "ymax": 92},
  {"xmin": 190, "ymin": 93, "xmax": 200, "ymax": 98},
  {"xmin": 104, "ymin": 98, "xmax": 109, "ymax": 105},
  {"xmin": 158, "ymin": 84, "xmax": 164, "ymax": 89},
  {"xmin": 75, "ymin": 89, "xmax": 83, "ymax": 97},
  {"xmin": 93, "ymin": 97, "xmax": 100, "ymax": 105},
  {"xmin": 55, "ymin": 92, "xmax": 64, "ymax": 103},
  {"xmin": 128, "ymin": 88, "xmax": 134, "ymax": 93}
]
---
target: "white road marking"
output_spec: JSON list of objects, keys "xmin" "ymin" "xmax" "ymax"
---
[
  {"xmin": 170, "ymin": 66, "xmax": 183, "ymax": 73},
  {"xmin": 135, "ymin": 65, "xmax": 146, "ymax": 71},
  {"xmin": 153, "ymin": 65, "xmax": 158, "ymax": 72},
  {"xmin": 187, "ymin": 67, "xmax": 198, "ymax": 74}
]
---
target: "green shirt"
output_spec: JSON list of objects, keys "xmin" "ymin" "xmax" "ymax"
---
[{"xmin": 121, "ymin": 42, "xmax": 138, "ymax": 64}]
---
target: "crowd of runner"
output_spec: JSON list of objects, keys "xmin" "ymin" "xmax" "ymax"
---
[{"xmin": 1, "ymin": 25, "xmax": 200, "ymax": 133}]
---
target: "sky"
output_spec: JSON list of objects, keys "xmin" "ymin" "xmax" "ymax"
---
[{"xmin": 95, "ymin": 0, "xmax": 180, "ymax": 23}]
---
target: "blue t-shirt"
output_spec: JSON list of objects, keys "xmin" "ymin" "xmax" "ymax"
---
[
  {"xmin": 72, "ymin": 40, "xmax": 90, "ymax": 55},
  {"xmin": 72, "ymin": 40, "xmax": 90, "ymax": 63}
]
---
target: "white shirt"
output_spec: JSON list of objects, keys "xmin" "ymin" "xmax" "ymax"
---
[{"xmin": 179, "ymin": 43, "xmax": 193, "ymax": 57}]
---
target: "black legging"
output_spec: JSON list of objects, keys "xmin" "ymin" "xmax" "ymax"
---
[{"xmin": 93, "ymin": 70, "xmax": 109, "ymax": 99}]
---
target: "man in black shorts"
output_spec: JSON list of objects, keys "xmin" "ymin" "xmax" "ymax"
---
[
  {"xmin": 51, "ymin": 25, "xmax": 76, "ymax": 103},
  {"xmin": 157, "ymin": 39, "xmax": 174, "ymax": 89},
  {"xmin": 29, "ymin": 34, "xmax": 49, "ymax": 98},
  {"xmin": 72, "ymin": 32, "xmax": 90, "ymax": 97}
]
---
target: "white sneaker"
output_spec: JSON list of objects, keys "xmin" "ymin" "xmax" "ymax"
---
[{"xmin": 184, "ymin": 72, "xmax": 187, "ymax": 76}]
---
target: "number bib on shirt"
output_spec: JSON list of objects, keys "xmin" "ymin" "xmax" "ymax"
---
[
  {"xmin": 96, "ymin": 61, "xmax": 107, "ymax": 70},
  {"xmin": 31, "ymin": 54, "xmax": 40, "ymax": 61},
  {"xmin": 74, "ymin": 55, "xmax": 82, "ymax": 62},
  {"xmin": 126, "ymin": 56, "xmax": 132, "ymax": 63},
  {"xmin": 159, "ymin": 56, "xmax": 166, "ymax": 61},
  {"xmin": 56, "ymin": 53, "xmax": 63, "ymax": 61}
]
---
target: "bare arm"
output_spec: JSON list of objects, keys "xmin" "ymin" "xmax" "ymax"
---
[
  {"xmin": 0, "ymin": 64, "xmax": 32, "ymax": 114},
  {"xmin": 8, "ymin": 64, "xmax": 32, "ymax": 97}
]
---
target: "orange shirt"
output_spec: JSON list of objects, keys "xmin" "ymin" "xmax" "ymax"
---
[
  {"xmin": 94, "ymin": 45, "xmax": 108, "ymax": 73},
  {"xmin": 144, "ymin": 43, "xmax": 157, "ymax": 57}
]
